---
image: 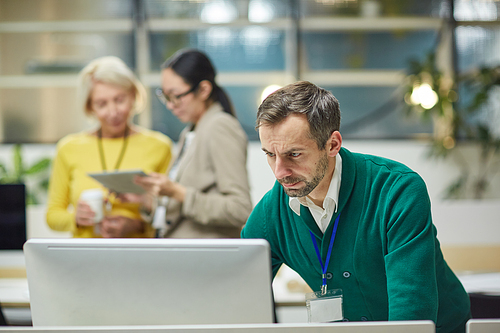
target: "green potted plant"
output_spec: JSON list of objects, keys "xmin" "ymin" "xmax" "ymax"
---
[
  {"xmin": 0, "ymin": 144, "xmax": 51, "ymax": 205},
  {"xmin": 404, "ymin": 53, "xmax": 500, "ymax": 199}
]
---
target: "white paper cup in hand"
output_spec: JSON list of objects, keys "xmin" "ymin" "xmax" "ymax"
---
[{"xmin": 79, "ymin": 189, "xmax": 104, "ymax": 223}]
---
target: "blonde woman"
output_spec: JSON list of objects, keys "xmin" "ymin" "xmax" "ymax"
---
[{"xmin": 46, "ymin": 56, "xmax": 173, "ymax": 238}]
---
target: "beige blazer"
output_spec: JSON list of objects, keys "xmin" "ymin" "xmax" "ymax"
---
[{"xmin": 162, "ymin": 103, "xmax": 252, "ymax": 238}]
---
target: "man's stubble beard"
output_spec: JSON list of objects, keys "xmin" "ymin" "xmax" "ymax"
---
[{"xmin": 279, "ymin": 152, "xmax": 329, "ymax": 198}]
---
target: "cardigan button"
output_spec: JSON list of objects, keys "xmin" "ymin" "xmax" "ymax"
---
[
  {"xmin": 326, "ymin": 272, "xmax": 333, "ymax": 280},
  {"xmin": 342, "ymin": 318, "xmax": 349, "ymax": 322},
  {"xmin": 361, "ymin": 316, "xmax": 368, "ymax": 321},
  {"xmin": 343, "ymin": 271, "xmax": 351, "ymax": 278}
]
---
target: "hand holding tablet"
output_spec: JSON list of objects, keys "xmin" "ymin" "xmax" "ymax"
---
[{"xmin": 88, "ymin": 169, "xmax": 148, "ymax": 194}]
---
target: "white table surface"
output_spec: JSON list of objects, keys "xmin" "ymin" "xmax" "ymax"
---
[{"xmin": 0, "ymin": 278, "xmax": 29, "ymax": 305}]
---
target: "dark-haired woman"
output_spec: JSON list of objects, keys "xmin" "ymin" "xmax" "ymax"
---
[{"xmin": 128, "ymin": 49, "xmax": 252, "ymax": 238}]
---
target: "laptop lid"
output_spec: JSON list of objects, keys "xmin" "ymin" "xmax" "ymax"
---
[{"xmin": 24, "ymin": 238, "xmax": 274, "ymax": 326}]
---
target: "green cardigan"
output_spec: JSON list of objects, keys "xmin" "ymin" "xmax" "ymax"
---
[{"xmin": 242, "ymin": 147, "xmax": 470, "ymax": 332}]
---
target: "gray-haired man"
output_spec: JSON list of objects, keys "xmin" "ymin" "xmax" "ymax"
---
[{"xmin": 242, "ymin": 81, "xmax": 470, "ymax": 332}]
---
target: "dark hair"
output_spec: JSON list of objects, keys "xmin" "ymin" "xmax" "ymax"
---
[
  {"xmin": 161, "ymin": 49, "xmax": 235, "ymax": 117},
  {"xmin": 256, "ymin": 81, "xmax": 341, "ymax": 150}
]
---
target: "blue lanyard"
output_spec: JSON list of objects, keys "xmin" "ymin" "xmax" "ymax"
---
[{"xmin": 309, "ymin": 213, "xmax": 340, "ymax": 295}]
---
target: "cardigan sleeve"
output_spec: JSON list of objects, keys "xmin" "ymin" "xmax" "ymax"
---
[
  {"xmin": 181, "ymin": 115, "xmax": 253, "ymax": 228},
  {"xmin": 384, "ymin": 172, "xmax": 438, "ymax": 322},
  {"xmin": 241, "ymin": 193, "xmax": 283, "ymax": 278},
  {"xmin": 45, "ymin": 143, "xmax": 77, "ymax": 233}
]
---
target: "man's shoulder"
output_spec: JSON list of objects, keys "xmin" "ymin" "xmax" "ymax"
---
[
  {"xmin": 344, "ymin": 147, "xmax": 417, "ymax": 176},
  {"xmin": 343, "ymin": 148, "xmax": 428, "ymax": 207},
  {"xmin": 340, "ymin": 147, "xmax": 426, "ymax": 201}
]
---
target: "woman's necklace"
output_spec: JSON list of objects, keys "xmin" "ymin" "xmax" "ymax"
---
[{"xmin": 97, "ymin": 126, "xmax": 129, "ymax": 172}]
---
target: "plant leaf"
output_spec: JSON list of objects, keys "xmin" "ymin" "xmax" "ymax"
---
[
  {"xmin": 25, "ymin": 158, "xmax": 51, "ymax": 175},
  {"xmin": 13, "ymin": 144, "xmax": 24, "ymax": 182}
]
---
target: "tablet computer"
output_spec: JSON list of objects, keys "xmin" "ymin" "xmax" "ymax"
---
[{"xmin": 88, "ymin": 169, "xmax": 147, "ymax": 194}]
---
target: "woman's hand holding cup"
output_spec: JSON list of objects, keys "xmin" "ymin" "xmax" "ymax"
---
[{"xmin": 76, "ymin": 189, "xmax": 104, "ymax": 227}]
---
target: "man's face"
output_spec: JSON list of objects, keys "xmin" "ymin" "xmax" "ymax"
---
[{"xmin": 259, "ymin": 113, "xmax": 331, "ymax": 198}]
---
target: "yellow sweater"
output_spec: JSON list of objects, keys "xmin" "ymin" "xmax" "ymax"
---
[{"xmin": 46, "ymin": 128, "xmax": 173, "ymax": 238}]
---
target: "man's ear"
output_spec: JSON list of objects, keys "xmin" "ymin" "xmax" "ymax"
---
[
  {"xmin": 327, "ymin": 131, "xmax": 342, "ymax": 157},
  {"xmin": 197, "ymin": 80, "xmax": 213, "ymax": 101}
]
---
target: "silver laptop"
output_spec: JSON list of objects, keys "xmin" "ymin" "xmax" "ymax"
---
[{"xmin": 23, "ymin": 238, "xmax": 274, "ymax": 326}]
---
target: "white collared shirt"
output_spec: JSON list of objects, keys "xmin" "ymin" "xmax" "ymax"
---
[{"xmin": 289, "ymin": 153, "xmax": 342, "ymax": 233}]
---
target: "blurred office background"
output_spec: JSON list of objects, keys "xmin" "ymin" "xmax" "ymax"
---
[
  {"xmin": 3, "ymin": 0, "xmax": 497, "ymax": 143},
  {"xmin": 0, "ymin": 0, "xmax": 499, "ymax": 269}
]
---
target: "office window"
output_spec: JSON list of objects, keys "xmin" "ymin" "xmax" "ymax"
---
[
  {"xmin": 2, "ymin": 0, "xmax": 495, "ymax": 143},
  {"xmin": 149, "ymin": 29, "xmax": 285, "ymax": 72},
  {"xmin": 302, "ymin": 31, "xmax": 438, "ymax": 70},
  {"xmin": 146, "ymin": 0, "xmax": 442, "ymax": 141}
]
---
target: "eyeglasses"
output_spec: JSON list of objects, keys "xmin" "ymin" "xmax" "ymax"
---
[{"xmin": 155, "ymin": 83, "xmax": 199, "ymax": 106}]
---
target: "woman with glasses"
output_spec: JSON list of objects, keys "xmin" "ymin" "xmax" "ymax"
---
[
  {"xmin": 46, "ymin": 56, "xmax": 173, "ymax": 238},
  {"xmin": 122, "ymin": 48, "xmax": 252, "ymax": 238}
]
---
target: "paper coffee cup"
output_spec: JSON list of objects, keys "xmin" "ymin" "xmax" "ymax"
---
[{"xmin": 80, "ymin": 189, "xmax": 104, "ymax": 223}]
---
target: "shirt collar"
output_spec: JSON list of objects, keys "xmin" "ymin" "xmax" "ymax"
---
[{"xmin": 289, "ymin": 153, "xmax": 342, "ymax": 216}]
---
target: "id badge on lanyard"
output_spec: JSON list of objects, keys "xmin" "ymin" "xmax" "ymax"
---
[
  {"xmin": 305, "ymin": 214, "xmax": 344, "ymax": 323},
  {"xmin": 306, "ymin": 289, "xmax": 343, "ymax": 323}
]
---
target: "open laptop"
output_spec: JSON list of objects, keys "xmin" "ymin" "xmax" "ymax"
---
[
  {"xmin": 0, "ymin": 321, "xmax": 436, "ymax": 332},
  {"xmin": 23, "ymin": 238, "xmax": 274, "ymax": 327}
]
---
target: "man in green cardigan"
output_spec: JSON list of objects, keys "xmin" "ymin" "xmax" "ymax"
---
[{"xmin": 241, "ymin": 81, "xmax": 471, "ymax": 332}]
